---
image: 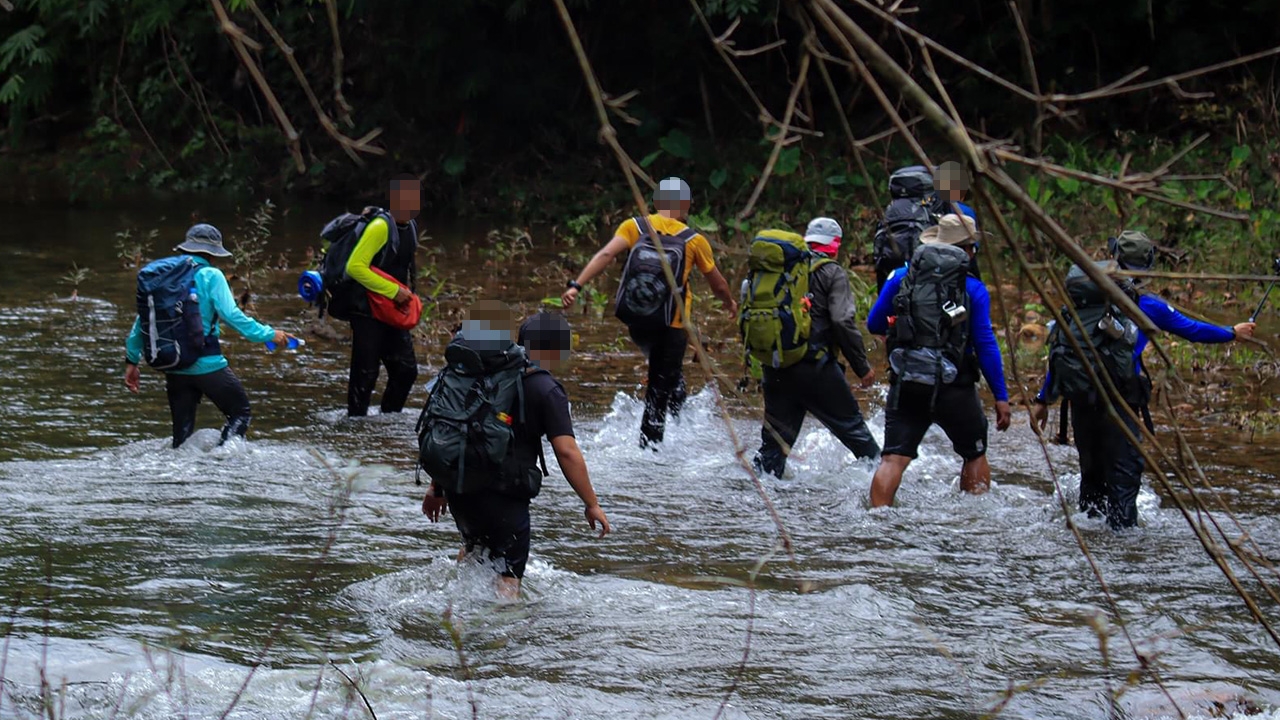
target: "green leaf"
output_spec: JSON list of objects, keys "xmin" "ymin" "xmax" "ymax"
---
[
  {"xmin": 1234, "ymin": 188, "xmax": 1253, "ymax": 210},
  {"xmin": 825, "ymin": 175, "xmax": 848, "ymax": 186},
  {"xmin": 0, "ymin": 74, "xmax": 24, "ymax": 105},
  {"xmin": 709, "ymin": 167, "xmax": 728, "ymax": 189},
  {"xmin": 1230, "ymin": 144, "xmax": 1252, "ymax": 169},
  {"xmin": 774, "ymin": 146, "xmax": 801, "ymax": 177},
  {"xmin": 1054, "ymin": 176, "xmax": 1081, "ymax": 195},
  {"xmin": 1027, "ymin": 175, "xmax": 1041, "ymax": 203},
  {"xmin": 639, "ymin": 149, "xmax": 663, "ymax": 169},
  {"xmin": 540, "ymin": 296, "xmax": 564, "ymax": 308},
  {"xmin": 658, "ymin": 129, "xmax": 692, "ymax": 160},
  {"xmin": 1102, "ymin": 194, "xmax": 1120, "ymax": 217}
]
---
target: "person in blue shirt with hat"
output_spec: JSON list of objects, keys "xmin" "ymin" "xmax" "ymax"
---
[{"xmin": 123, "ymin": 223, "xmax": 297, "ymax": 448}]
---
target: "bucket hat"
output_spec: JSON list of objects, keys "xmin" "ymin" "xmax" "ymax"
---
[
  {"xmin": 175, "ymin": 223, "xmax": 232, "ymax": 258},
  {"xmin": 919, "ymin": 213, "xmax": 984, "ymax": 247}
]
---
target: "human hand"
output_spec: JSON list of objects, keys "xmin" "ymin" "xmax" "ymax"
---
[
  {"xmin": 562, "ymin": 286, "xmax": 580, "ymax": 309},
  {"xmin": 995, "ymin": 401, "xmax": 1012, "ymax": 432},
  {"xmin": 1029, "ymin": 401, "xmax": 1048, "ymax": 435},
  {"xmin": 726, "ymin": 300, "xmax": 739, "ymax": 317},
  {"xmin": 272, "ymin": 329, "xmax": 289, "ymax": 345},
  {"xmin": 585, "ymin": 503, "xmax": 610, "ymax": 538},
  {"xmin": 858, "ymin": 369, "xmax": 876, "ymax": 388},
  {"xmin": 422, "ymin": 486, "xmax": 447, "ymax": 522},
  {"xmin": 393, "ymin": 286, "xmax": 414, "ymax": 307},
  {"xmin": 124, "ymin": 364, "xmax": 140, "ymax": 394},
  {"xmin": 1233, "ymin": 322, "xmax": 1256, "ymax": 340}
]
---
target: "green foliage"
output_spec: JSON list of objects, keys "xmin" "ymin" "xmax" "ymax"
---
[
  {"xmin": 114, "ymin": 227, "xmax": 158, "ymax": 269},
  {"xmin": 232, "ymin": 199, "xmax": 276, "ymax": 300}
]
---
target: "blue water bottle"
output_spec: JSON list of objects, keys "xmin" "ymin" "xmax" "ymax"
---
[{"xmin": 265, "ymin": 336, "xmax": 305, "ymax": 352}]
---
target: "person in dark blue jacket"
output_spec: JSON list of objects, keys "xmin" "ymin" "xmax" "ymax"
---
[
  {"xmin": 866, "ymin": 214, "xmax": 1012, "ymax": 507},
  {"xmin": 1030, "ymin": 230, "xmax": 1256, "ymax": 529}
]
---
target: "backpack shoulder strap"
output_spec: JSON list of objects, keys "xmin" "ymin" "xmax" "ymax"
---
[{"xmin": 633, "ymin": 215, "xmax": 652, "ymax": 241}]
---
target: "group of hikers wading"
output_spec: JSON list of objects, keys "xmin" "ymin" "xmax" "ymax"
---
[{"xmin": 122, "ymin": 165, "xmax": 1261, "ymax": 596}]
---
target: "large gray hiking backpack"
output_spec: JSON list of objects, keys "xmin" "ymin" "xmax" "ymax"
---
[
  {"xmin": 890, "ymin": 243, "xmax": 971, "ymax": 387},
  {"xmin": 416, "ymin": 334, "xmax": 548, "ymax": 498},
  {"xmin": 1048, "ymin": 262, "xmax": 1147, "ymax": 405}
]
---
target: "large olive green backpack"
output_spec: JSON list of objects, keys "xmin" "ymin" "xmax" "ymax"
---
[{"xmin": 738, "ymin": 230, "xmax": 830, "ymax": 369}]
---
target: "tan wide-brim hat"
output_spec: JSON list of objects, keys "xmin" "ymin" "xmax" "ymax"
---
[{"xmin": 920, "ymin": 213, "xmax": 986, "ymax": 246}]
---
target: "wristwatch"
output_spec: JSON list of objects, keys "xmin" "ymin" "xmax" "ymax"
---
[{"xmin": 566, "ymin": 279, "xmax": 583, "ymax": 291}]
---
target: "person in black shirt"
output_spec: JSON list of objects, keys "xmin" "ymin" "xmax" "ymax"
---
[{"xmin": 422, "ymin": 310, "xmax": 610, "ymax": 598}]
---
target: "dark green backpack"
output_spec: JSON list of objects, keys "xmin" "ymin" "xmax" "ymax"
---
[
  {"xmin": 738, "ymin": 229, "xmax": 831, "ymax": 369},
  {"xmin": 416, "ymin": 334, "xmax": 547, "ymax": 498},
  {"xmin": 889, "ymin": 243, "xmax": 971, "ymax": 386},
  {"xmin": 1048, "ymin": 262, "xmax": 1145, "ymax": 404}
]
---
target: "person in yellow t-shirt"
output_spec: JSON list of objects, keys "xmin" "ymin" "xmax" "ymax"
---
[{"xmin": 561, "ymin": 177, "xmax": 738, "ymax": 448}]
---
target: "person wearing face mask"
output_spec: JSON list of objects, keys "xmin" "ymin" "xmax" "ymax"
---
[{"xmin": 419, "ymin": 305, "xmax": 610, "ymax": 599}]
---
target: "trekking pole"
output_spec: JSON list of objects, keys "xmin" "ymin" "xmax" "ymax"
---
[
  {"xmin": 1247, "ymin": 257, "xmax": 1280, "ymax": 324},
  {"xmin": 1054, "ymin": 398, "xmax": 1070, "ymax": 445}
]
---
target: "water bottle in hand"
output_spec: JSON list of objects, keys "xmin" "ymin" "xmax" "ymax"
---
[{"xmin": 265, "ymin": 336, "xmax": 305, "ymax": 353}]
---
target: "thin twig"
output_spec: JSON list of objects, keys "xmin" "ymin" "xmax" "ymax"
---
[
  {"xmin": 114, "ymin": 78, "xmax": 177, "ymax": 172},
  {"xmin": 241, "ymin": 0, "xmax": 384, "ymax": 164},
  {"xmin": 328, "ymin": 661, "xmax": 377, "ymax": 720},
  {"xmin": 322, "ymin": 0, "xmax": 354, "ymax": 126},
  {"xmin": 1046, "ymin": 44, "xmax": 1280, "ymax": 102},
  {"xmin": 739, "ymin": 48, "xmax": 811, "ymax": 219},
  {"xmin": 1006, "ymin": 0, "xmax": 1044, "ymax": 153},
  {"xmin": 208, "ymin": 0, "xmax": 306, "ymax": 173},
  {"xmin": 990, "ymin": 148, "xmax": 1251, "ymax": 222}
]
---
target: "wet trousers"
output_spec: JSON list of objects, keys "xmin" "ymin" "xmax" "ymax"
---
[
  {"xmin": 1070, "ymin": 396, "xmax": 1145, "ymax": 529},
  {"xmin": 165, "ymin": 367, "xmax": 252, "ymax": 449},
  {"xmin": 754, "ymin": 357, "xmax": 881, "ymax": 477},
  {"xmin": 628, "ymin": 325, "xmax": 688, "ymax": 447},
  {"xmin": 347, "ymin": 315, "xmax": 419, "ymax": 417}
]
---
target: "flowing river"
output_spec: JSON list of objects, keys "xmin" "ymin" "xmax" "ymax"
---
[{"xmin": 0, "ymin": 198, "xmax": 1276, "ymax": 719}]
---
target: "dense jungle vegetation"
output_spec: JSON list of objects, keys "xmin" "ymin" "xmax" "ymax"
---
[{"xmin": 0, "ymin": 0, "xmax": 1277, "ymax": 257}]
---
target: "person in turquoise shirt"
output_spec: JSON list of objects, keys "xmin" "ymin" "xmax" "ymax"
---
[{"xmin": 124, "ymin": 224, "xmax": 296, "ymax": 448}]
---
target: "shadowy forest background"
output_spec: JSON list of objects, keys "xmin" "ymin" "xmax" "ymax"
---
[{"xmin": 1, "ymin": 0, "xmax": 1278, "ymax": 243}]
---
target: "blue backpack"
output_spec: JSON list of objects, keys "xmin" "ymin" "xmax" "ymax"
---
[{"xmin": 135, "ymin": 256, "xmax": 220, "ymax": 371}]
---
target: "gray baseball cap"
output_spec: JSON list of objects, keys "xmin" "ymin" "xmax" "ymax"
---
[
  {"xmin": 654, "ymin": 177, "xmax": 692, "ymax": 204},
  {"xmin": 175, "ymin": 223, "xmax": 232, "ymax": 258}
]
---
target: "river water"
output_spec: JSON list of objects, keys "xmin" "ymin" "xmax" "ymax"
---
[{"xmin": 0, "ymin": 199, "xmax": 1276, "ymax": 719}]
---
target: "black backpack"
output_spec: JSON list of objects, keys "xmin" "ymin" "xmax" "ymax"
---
[
  {"xmin": 415, "ymin": 334, "xmax": 548, "ymax": 498},
  {"xmin": 316, "ymin": 207, "xmax": 397, "ymax": 320},
  {"xmin": 1048, "ymin": 263, "xmax": 1147, "ymax": 405},
  {"xmin": 135, "ymin": 256, "xmax": 220, "ymax": 371},
  {"xmin": 614, "ymin": 215, "xmax": 697, "ymax": 330},
  {"xmin": 873, "ymin": 166, "xmax": 945, "ymax": 284},
  {"xmin": 889, "ymin": 243, "xmax": 971, "ymax": 387}
]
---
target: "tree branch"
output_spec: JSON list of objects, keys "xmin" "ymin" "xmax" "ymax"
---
[
  {"xmin": 240, "ymin": 0, "xmax": 384, "ymax": 165},
  {"xmin": 208, "ymin": 0, "xmax": 305, "ymax": 173}
]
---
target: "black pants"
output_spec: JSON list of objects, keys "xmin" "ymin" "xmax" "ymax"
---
[
  {"xmin": 754, "ymin": 357, "xmax": 881, "ymax": 477},
  {"xmin": 165, "ymin": 367, "xmax": 252, "ymax": 449},
  {"xmin": 628, "ymin": 324, "xmax": 688, "ymax": 447},
  {"xmin": 1070, "ymin": 396, "xmax": 1145, "ymax": 529},
  {"xmin": 348, "ymin": 315, "xmax": 419, "ymax": 417},
  {"xmin": 445, "ymin": 491, "xmax": 532, "ymax": 579}
]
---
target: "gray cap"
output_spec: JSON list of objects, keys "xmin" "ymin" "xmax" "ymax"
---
[
  {"xmin": 654, "ymin": 177, "xmax": 692, "ymax": 204},
  {"xmin": 804, "ymin": 217, "xmax": 843, "ymax": 246},
  {"xmin": 175, "ymin": 223, "xmax": 232, "ymax": 258}
]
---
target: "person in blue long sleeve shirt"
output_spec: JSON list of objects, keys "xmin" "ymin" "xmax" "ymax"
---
[
  {"xmin": 866, "ymin": 214, "xmax": 1012, "ymax": 507},
  {"xmin": 1030, "ymin": 231, "xmax": 1256, "ymax": 529},
  {"xmin": 124, "ymin": 224, "xmax": 296, "ymax": 448}
]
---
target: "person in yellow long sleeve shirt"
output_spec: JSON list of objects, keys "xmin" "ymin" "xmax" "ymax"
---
[{"xmin": 344, "ymin": 175, "xmax": 421, "ymax": 417}]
